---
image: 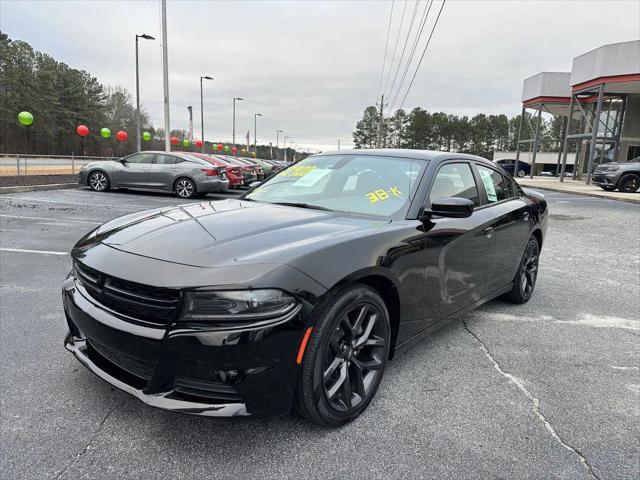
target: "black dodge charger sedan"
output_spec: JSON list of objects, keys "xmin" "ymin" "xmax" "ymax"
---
[{"xmin": 63, "ymin": 150, "xmax": 547, "ymax": 426}]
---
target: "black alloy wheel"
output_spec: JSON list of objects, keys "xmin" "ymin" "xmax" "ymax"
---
[
  {"xmin": 618, "ymin": 173, "xmax": 640, "ymax": 193},
  {"xmin": 504, "ymin": 236, "xmax": 539, "ymax": 304},
  {"xmin": 175, "ymin": 178, "xmax": 196, "ymax": 198},
  {"xmin": 88, "ymin": 171, "xmax": 110, "ymax": 192},
  {"xmin": 295, "ymin": 285, "xmax": 391, "ymax": 426}
]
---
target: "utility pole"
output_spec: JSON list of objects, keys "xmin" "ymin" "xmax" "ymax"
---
[
  {"xmin": 161, "ymin": 0, "xmax": 170, "ymax": 152},
  {"xmin": 233, "ymin": 97, "xmax": 243, "ymax": 147},
  {"xmin": 277, "ymin": 130, "xmax": 283, "ymax": 160},
  {"xmin": 200, "ymin": 75, "xmax": 213, "ymax": 153},
  {"xmin": 337, "ymin": 139, "xmax": 341, "ymax": 150},
  {"xmin": 254, "ymin": 113, "xmax": 262, "ymax": 154},
  {"xmin": 376, "ymin": 94, "xmax": 385, "ymax": 148}
]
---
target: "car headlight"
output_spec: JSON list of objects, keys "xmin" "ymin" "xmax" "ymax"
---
[
  {"xmin": 606, "ymin": 166, "xmax": 620, "ymax": 172},
  {"xmin": 181, "ymin": 289, "xmax": 297, "ymax": 322}
]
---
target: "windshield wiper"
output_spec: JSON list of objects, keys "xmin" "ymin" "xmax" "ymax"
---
[{"xmin": 272, "ymin": 202, "xmax": 333, "ymax": 212}]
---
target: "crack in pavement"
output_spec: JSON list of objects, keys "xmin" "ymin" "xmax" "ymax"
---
[
  {"xmin": 461, "ymin": 319, "xmax": 600, "ymax": 480},
  {"xmin": 49, "ymin": 399, "xmax": 128, "ymax": 480}
]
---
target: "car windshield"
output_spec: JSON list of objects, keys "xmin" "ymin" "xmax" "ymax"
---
[{"xmin": 244, "ymin": 154, "xmax": 425, "ymax": 217}]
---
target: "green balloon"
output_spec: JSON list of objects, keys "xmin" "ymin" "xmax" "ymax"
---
[
  {"xmin": 18, "ymin": 111, "xmax": 33, "ymax": 126},
  {"xmin": 224, "ymin": 145, "xmax": 230, "ymax": 152},
  {"xmin": 142, "ymin": 131, "xmax": 152, "ymax": 141},
  {"xmin": 182, "ymin": 139, "xmax": 191, "ymax": 147},
  {"xmin": 100, "ymin": 127, "xmax": 111, "ymax": 138}
]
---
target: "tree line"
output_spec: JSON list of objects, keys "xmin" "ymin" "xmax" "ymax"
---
[{"xmin": 352, "ymin": 104, "xmax": 568, "ymax": 159}]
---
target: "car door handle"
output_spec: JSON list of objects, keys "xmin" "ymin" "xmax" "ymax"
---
[{"xmin": 482, "ymin": 227, "xmax": 494, "ymax": 239}]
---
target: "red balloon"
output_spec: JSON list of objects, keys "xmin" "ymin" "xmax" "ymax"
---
[
  {"xmin": 116, "ymin": 130, "xmax": 128, "ymax": 142},
  {"xmin": 231, "ymin": 146, "xmax": 238, "ymax": 154},
  {"xmin": 171, "ymin": 136, "xmax": 179, "ymax": 145},
  {"xmin": 76, "ymin": 125, "xmax": 89, "ymax": 137},
  {"xmin": 216, "ymin": 143, "xmax": 223, "ymax": 151},
  {"xmin": 195, "ymin": 139, "xmax": 204, "ymax": 148}
]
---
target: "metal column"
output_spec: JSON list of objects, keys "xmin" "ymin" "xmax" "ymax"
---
[
  {"xmin": 514, "ymin": 107, "xmax": 525, "ymax": 179},
  {"xmin": 555, "ymin": 116, "xmax": 568, "ymax": 177},
  {"xmin": 529, "ymin": 105, "xmax": 543, "ymax": 179},
  {"xmin": 585, "ymin": 84, "xmax": 604, "ymax": 185},
  {"xmin": 559, "ymin": 94, "xmax": 576, "ymax": 182}
]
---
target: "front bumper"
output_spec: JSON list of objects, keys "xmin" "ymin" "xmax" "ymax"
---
[
  {"xmin": 63, "ymin": 273, "xmax": 308, "ymax": 417},
  {"xmin": 591, "ymin": 172, "xmax": 618, "ymax": 186}
]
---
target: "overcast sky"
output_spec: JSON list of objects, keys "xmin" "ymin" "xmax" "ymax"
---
[{"xmin": 2, "ymin": 0, "xmax": 639, "ymax": 151}]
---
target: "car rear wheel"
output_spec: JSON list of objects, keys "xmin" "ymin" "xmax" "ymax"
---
[
  {"xmin": 295, "ymin": 285, "xmax": 391, "ymax": 426},
  {"xmin": 504, "ymin": 236, "xmax": 539, "ymax": 304},
  {"xmin": 618, "ymin": 173, "xmax": 640, "ymax": 193},
  {"xmin": 174, "ymin": 178, "xmax": 196, "ymax": 199},
  {"xmin": 88, "ymin": 171, "xmax": 110, "ymax": 192},
  {"xmin": 516, "ymin": 169, "xmax": 526, "ymax": 177}
]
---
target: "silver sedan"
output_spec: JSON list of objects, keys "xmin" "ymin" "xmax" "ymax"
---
[{"xmin": 78, "ymin": 151, "xmax": 229, "ymax": 198}]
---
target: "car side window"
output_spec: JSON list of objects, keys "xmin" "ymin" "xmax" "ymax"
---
[
  {"xmin": 428, "ymin": 163, "xmax": 480, "ymax": 206},
  {"xmin": 477, "ymin": 165, "xmax": 508, "ymax": 203},
  {"xmin": 125, "ymin": 153, "xmax": 155, "ymax": 164},
  {"xmin": 156, "ymin": 154, "xmax": 177, "ymax": 165}
]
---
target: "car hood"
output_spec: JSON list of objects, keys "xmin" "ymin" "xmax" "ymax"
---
[{"xmin": 90, "ymin": 199, "xmax": 390, "ymax": 268}]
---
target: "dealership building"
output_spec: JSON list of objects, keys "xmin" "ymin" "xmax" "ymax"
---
[{"xmin": 512, "ymin": 40, "xmax": 640, "ymax": 182}]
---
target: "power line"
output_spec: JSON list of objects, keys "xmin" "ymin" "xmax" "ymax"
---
[
  {"xmin": 387, "ymin": 0, "xmax": 434, "ymax": 112},
  {"xmin": 384, "ymin": 0, "xmax": 422, "ymax": 102},
  {"xmin": 376, "ymin": 0, "xmax": 395, "ymax": 100},
  {"xmin": 381, "ymin": 0, "xmax": 409, "ymax": 97},
  {"xmin": 399, "ymin": 0, "xmax": 446, "ymax": 110}
]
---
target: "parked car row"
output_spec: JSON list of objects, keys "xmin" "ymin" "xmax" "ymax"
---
[{"xmin": 79, "ymin": 151, "xmax": 291, "ymax": 198}]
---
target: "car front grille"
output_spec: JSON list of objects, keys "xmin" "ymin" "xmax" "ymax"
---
[{"xmin": 74, "ymin": 261, "xmax": 182, "ymax": 325}]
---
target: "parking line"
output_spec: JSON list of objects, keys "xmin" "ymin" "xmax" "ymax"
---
[
  {"xmin": 0, "ymin": 247, "xmax": 68, "ymax": 256},
  {"xmin": 0, "ymin": 214, "xmax": 100, "ymax": 225}
]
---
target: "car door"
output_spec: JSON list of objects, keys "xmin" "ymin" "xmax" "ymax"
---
[
  {"xmin": 421, "ymin": 161, "xmax": 498, "ymax": 321},
  {"xmin": 114, "ymin": 152, "xmax": 155, "ymax": 187},
  {"xmin": 147, "ymin": 153, "xmax": 179, "ymax": 190},
  {"xmin": 474, "ymin": 163, "xmax": 531, "ymax": 287}
]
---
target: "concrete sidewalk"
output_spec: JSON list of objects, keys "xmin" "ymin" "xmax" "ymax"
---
[{"xmin": 517, "ymin": 177, "xmax": 640, "ymax": 204}]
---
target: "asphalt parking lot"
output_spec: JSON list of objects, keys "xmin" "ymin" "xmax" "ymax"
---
[{"xmin": 1, "ymin": 187, "xmax": 638, "ymax": 480}]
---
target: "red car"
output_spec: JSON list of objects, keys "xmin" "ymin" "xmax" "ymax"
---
[
  {"xmin": 183, "ymin": 152, "xmax": 244, "ymax": 188},
  {"xmin": 215, "ymin": 155, "xmax": 258, "ymax": 185}
]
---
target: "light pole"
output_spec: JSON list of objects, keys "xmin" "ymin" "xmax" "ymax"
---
[
  {"xmin": 254, "ymin": 113, "xmax": 262, "ymax": 155},
  {"xmin": 276, "ymin": 130, "xmax": 283, "ymax": 160},
  {"xmin": 337, "ymin": 139, "xmax": 341, "ymax": 150},
  {"xmin": 283, "ymin": 135, "xmax": 289, "ymax": 162},
  {"xmin": 200, "ymin": 75, "xmax": 213, "ymax": 153},
  {"xmin": 135, "ymin": 33, "xmax": 155, "ymax": 152},
  {"xmin": 233, "ymin": 97, "xmax": 243, "ymax": 147}
]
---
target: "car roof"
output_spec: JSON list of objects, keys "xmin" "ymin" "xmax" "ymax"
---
[{"xmin": 310, "ymin": 149, "xmax": 494, "ymax": 166}]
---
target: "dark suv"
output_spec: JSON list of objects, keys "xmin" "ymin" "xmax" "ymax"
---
[{"xmin": 592, "ymin": 158, "xmax": 640, "ymax": 193}]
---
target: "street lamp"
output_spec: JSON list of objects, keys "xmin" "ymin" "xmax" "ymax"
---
[
  {"xmin": 276, "ymin": 130, "xmax": 283, "ymax": 160},
  {"xmin": 253, "ymin": 113, "xmax": 263, "ymax": 155},
  {"xmin": 135, "ymin": 33, "xmax": 155, "ymax": 152},
  {"xmin": 200, "ymin": 75, "xmax": 213, "ymax": 153},
  {"xmin": 233, "ymin": 97, "xmax": 243, "ymax": 148},
  {"xmin": 283, "ymin": 135, "xmax": 289, "ymax": 162}
]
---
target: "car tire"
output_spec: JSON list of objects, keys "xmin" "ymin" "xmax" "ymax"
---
[
  {"xmin": 504, "ymin": 236, "xmax": 539, "ymax": 304},
  {"xmin": 295, "ymin": 284, "xmax": 391, "ymax": 426},
  {"xmin": 618, "ymin": 173, "xmax": 640, "ymax": 193},
  {"xmin": 174, "ymin": 178, "xmax": 196, "ymax": 199},
  {"xmin": 599, "ymin": 185, "xmax": 615, "ymax": 191},
  {"xmin": 88, "ymin": 171, "xmax": 110, "ymax": 192},
  {"xmin": 517, "ymin": 169, "xmax": 526, "ymax": 177}
]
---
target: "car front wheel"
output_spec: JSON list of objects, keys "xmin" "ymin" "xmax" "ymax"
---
[
  {"xmin": 618, "ymin": 173, "xmax": 640, "ymax": 193},
  {"xmin": 174, "ymin": 178, "xmax": 196, "ymax": 198},
  {"xmin": 295, "ymin": 285, "xmax": 391, "ymax": 426},
  {"xmin": 88, "ymin": 171, "xmax": 110, "ymax": 192}
]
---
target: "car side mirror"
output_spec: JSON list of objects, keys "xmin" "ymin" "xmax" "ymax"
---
[
  {"xmin": 422, "ymin": 197, "xmax": 474, "ymax": 219},
  {"xmin": 249, "ymin": 181, "xmax": 262, "ymax": 188}
]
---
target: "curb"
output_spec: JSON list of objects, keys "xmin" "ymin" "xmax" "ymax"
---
[
  {"xmin": 518, "ymin": 183, "xmax": 640, "ymax": 205},
  {"xmin": 0, "ymin": 183, "xmax": 79, "ymax": 194}
]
